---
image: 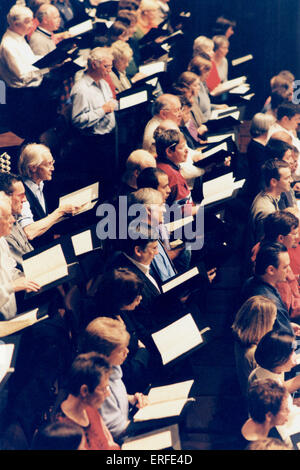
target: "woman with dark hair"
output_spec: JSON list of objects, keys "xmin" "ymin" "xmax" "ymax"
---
[
  {"xmin": 32, "ymin": 422, "xmax": 84, "ymax": 450},
  {"xmin": 248, "ymin": 330, "xmax": 300, "ymax": 394},
  {"xmin": 54, "ymin": 352, "xmax": 120, "ymax": 450},
  {"xmin": 82, "ymin": 268, "xmax": 152, "ymax": 393}
]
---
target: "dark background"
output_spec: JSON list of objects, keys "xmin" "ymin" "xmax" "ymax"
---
[{"xmin": 170, "ymin": 0, "xmax": 300, "ymax": 115}]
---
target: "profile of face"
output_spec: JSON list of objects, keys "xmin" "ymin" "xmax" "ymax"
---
[
  {"xmin": 271, "ymin": 394, "xmax": 292, "ymax": 427},
  {"xmin": 283, "ymin": 114, "xmax": 300, "ymax": 132},
  {"xmin": 190, "ymin": 78, "xmax": 201, "ymax": 97},
  {"xmin": 161, "ymin": 98, "xmax": 182, "ymax": 126},
  {"xmin": 275, "ymin": 167, "xmax": 292, "ymax": 194},
  {"xmin": 216, "ymin": 43, "xmax": 229, "ymax": 58},
  {"xmin": 157, "ymin": 173, "xmax": 171, "ymax": 202},
  {"xmin": 44, "ymin": 7, "xmax": 61, "ymax": 32},
  {"xmin": 225, "ymin": 26, "xmax": 234, "ymax": 38},
  {"xmin": 92, "ymin": 56, "xmax": 113, "ymax": 79},
  {"xmin": 167, "ymin": 138, "xmax": 188, "ymax": 165},
  {"xmin": 14, "ymin": 15, "xmax": 33, "ymax": 36},
  {"xmin": 115, "ymin": 56, "xmax": 130, "ymax": 73},
  {"xmin": 108, "ymin": 342, "xmax": 130, "ymax": 367},
  {"xmin": 11, "ymin": 181, "xmax": 27, "ymax": 216},
  {"xmin": 0, "ymin": 199, "xmax": 14, "ymax": 237},
  {"xmin": 135, "ymin": 240, "xmax": 159, "ymax": 265},
  {"xmin": 271, "ymin": 251, "xmax": 290, "ymax": 283},
  {"xmin": 34, "ymin": 154, "xmax": 55, "ymax": 182},
  {"xmin": 280, "ymin": 226, "xmax": 299, "ymax": 250},
  {"xmin": 282, "ymin": 148, "xmax": 295, "ymax": 170},
  {"xmin": 82, "ymin": 372, "xmax": 110, "ymax": 409}
]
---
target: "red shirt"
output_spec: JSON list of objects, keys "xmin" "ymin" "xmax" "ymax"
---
[{"xmin": 206, "ymin": 60, "xmax": 221, "ymax": 92}]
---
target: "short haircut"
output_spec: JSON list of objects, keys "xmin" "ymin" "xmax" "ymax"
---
[
  {"xmin": 263, "ymin": 210, "xmax": 299, "ymax": 242},
  {"xmin": 247, "ymin": 378, "xmax": 288, "ymax": 424},
  {"xmin": 119, "ymin": 224, "xmax": 159, "ymax": 257},
  {"xmin": 232, "ymin": 295, "xmax": 276, "ymax": 346},
  {"xmin": 65, "ymin": 352, "xmax": 111, "ymax": 396},
  {"xmin": 254, "ymin": 241, "xmax": 287, "ymax": 276},
  {"xmin": 131, "ymin": 186, "xmax": 163, "ymax": 203},
  {"xmin": 32, "ymin": 422, "xmax": 83, "ymax": 450},
  {"xmin": 87, "ymin": 47, "xmax": 113, "ymax": 68},
  {"xmin": 7, "ymin": 5, "xmax": 33, "ymax": 26},
  {"xmin": 261, "ymin": 158, "xmax": 289, "ymax": 188},
  {"xmin": 254, "ymin": 330, "xmax": 296, "ymax": 371},
  {"xmin": 137, "ymin": 167, "xmax": 167, "ymax": 190},
  {"xmin": 188, "ymin": 55, "xmax": 212, "ymax": 77},
  {"xmin": 277, "ymin": 102, "xmax": 300, "ymax": 121},
  {"xmin": 155, "ymin": 128, "xmax": 183, "ymax": 159},
  {"xmin": 0, "ymin": 172, "xmax": 22, "ymax": 196},
  {"xmin": 18, "ymin": 143, "xmax": 53, "ymax": 178},
  {"xmin": 153, "ymin": 94, "xmax": 181, "ymax": 116},
  {"xmin": 265, "ymin": 138, "xmax": 293, "ymax": 160},
  {"xmin": 212, "ymin": 35, "xmax": 229, "ymax": 50},
  {"xmin": 35, "ymin": 4, "xmax": 58, "ymax": 23},
  {"xmin": 109, "ymin": 21, "xmax": 128, "ymax": 42},
  {"xmin": 83, "ymin": 317, "xmax": 130, "ymax": 357},
  {"xmin": 125, "ymin": 149, "xmax": 156, "ymax": 173},
  {"xmin": 250, "ymin": 113, "xmax": 275, "ymax": 138}
]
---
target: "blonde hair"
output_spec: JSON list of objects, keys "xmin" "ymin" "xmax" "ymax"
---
[
  {"xmin": 110, "ymin": 40, "xmax": 133, "ymax": 64},
  {"xmin": 18, "ymin": 143, "xmax": 52, "ymax": 178},
  {"xmin": 85, "ymin": 317, "xmax": 130, "ymax": 357},
  {"xmin": 193, "ymin": 36, "xmax": 214, "ymax": 56},
  {"xmin": 232, "ymin": 296, "xmax": 277, "ymax": 346},
  {"xmin": 140, "ymin": 0, "xmax": 159, "ymax": 12}
]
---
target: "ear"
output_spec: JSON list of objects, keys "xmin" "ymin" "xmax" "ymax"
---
[
  {"xmin": 266, "ymin": 264, "xmax": 276, "ymax": 276},
  {"xmin": 277, "ymin": 234, "xmax": 284, "ymax": 244},
  {"xmin": 79, "ymin": 384, "xmax": 89, "ymax": 398},
  {"xmin": 265, "ymin": 411, "xmax": 273, "ymax": 423},
  {"xmin": 134, "ymin": 245, "xmax": 142, "ymax": 260}
]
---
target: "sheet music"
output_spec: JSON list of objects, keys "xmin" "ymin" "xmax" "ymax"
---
[
  {"xmin": 133, "ymin": 398, "xmax": 189, "ymax": 422},
  {"xmin": 210, "ymin": 76, "xmax": 247, "ymax": 96},
  {"xmin": 231, "ymin": 54, "xmax": 253, "ymax": 66},
  {"xmin": 151, "ymin": 314, "xmax": 203, "ymax": 365},
  {"xmin": 0, "ymin": 309, "xmax": 49, "ymax": 337},
  {"xmin": 206, "ymin": 133, "xmax": 235, "ymax": 144},
  {"xmin": 68, "ymin": 19, "xmax": 93, "ymax": 37},
  {"xmin": 71, "ymin": 230, "xmax": 93, "ymax": 256},
  {"xmin": 22, "ymin": 244, "xmax": 68, "ymax": 287},
  {"xmin": 201, "ymin": 176, "xmax": 245, "ymax": 206},
  {"xmin": 59, "ymin": 182, "xmax": 99, "ymax": 212},
  {"xmin": 161, "ymin": 267, "xmax": 199, "ymax": 293},
  {"xmin": 0, "ymin": 343, "xmax": 14, "ymax": 383},
  {"xmin": 148, "ymin": 380, "xmax": 194, "ymax": 404},
  {"xmin": 164, "ymin": 215, "xmax": 194, "ymax": 233},
  {"xmin": 229, "ymin": 84, "xmax": 250, "ymax": 95},
  {"xmin": 122, "ymin": 425, "xmax": 181, "ymax": 450},
  {"xmin": 139, "ymin": 61, "xmax": 165, "ymax": 76},
  {"xmin": 119, "ymin": 90, "xmax": 148, "ymax": 110},
  {"xmin": 201, "ymin": 141, "xmax": 228, "ymax": 159},
  {"xmin": 210, "ymin": 106, "xmax": 238, "ymax": 121}
]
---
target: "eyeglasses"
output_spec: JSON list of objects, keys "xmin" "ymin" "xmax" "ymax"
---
[{"xmin": 42, "ymin": 159, "xmax": 55, "ymax": 168}]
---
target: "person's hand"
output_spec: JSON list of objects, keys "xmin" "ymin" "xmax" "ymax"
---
[
  {"xmin": 12, "ymin": 277, "xmax": 41, "ymax": 293},
  {"xmin": 132, "ymin": 393, "xmax": 150, "ymax": 409},
  {"xmin": 224, "ymin": 156, "xmax": 231, "ymax": 167},
  {"xmin": 293, "ymin": 182, "xmax": 300, "ymax": 192},
  {"xmin": 167, "ymin": 244, "xmax": 185, "ymax": 260},
  {"xmin": 197, "ymin": 124, "xmax": 208, "ymax": 136},
  {"xmin": 207, "ymin": 267, "xmax": 217, "ymax": 283},
  {"xmin": 58, "ymin": 204, "xmax": 80, "ymax": 217},
  {"xmin": 291, "ymin": 322, "xmax": 300, "ymax": 337},
  {"xmin": 102, "ymin": 100, "xmax": 118, "ymax": 114}
]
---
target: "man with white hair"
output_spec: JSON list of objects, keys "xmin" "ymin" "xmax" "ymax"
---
[
  {"xmin": 70, "ymin": 46, "xmax": 119, "ymax": 197},
  {"xmin": 29, "ymin": 4, "xmax": 61, "ymax": 56},
  {"xmin": 0, "ymin": 192, "xmax": 40, "ymax": 320}
]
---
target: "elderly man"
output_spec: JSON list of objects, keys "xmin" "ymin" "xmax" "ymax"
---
[
  {"xmin": 70, "ymin": 46, "xmax": 118, "ymax": 197},
  {"xmin": 118, "ymin": 149, "xmax": 156, "ymax": 196},
  {"xmin": 0, "ymin": 4, "xmax": 61, "ymax": 138},
  {"xmin": 29, "ymin": 3, "xmax": 61, "ymax": 56},
  {"xmin": 0, "ymin": 173, "xmax": 33, "ymax": 271},
  {"xmin": 0, "ymin": 192, "xmax": 40, "ymax": 320}
]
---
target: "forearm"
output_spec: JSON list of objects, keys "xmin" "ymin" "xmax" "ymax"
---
[{"xmin": 23, "ymin": 209, "xmax": 63, "ymax": 240}]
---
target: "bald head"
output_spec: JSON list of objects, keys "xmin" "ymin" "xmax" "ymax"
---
[
  {"xmin": 36, "ymin": 4, "xmax": 61, "ymax": 32},
  {"xmin": 153, "ymin": 94, "xmax": 182, "ymax": 126}
]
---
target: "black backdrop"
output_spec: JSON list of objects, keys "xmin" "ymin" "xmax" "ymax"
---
[{"xmin": 170, "ymin": 0, "xmax": 300, "ymax": 114}]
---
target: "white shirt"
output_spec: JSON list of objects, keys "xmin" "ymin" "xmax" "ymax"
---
[
  {"xmin": 0, "ymin": 29, "xmax": 43, "ymax": 88},
  {"xmin": 267, "ymin": 122, "xmax": 300, "ymax": 176},
  {"xmin": 124, "ymin": 253, "xmax": 160, "ymax": 292},
  {"xmin": 18, "ymin": 178, "xmax": 46, "ymax": 228}
]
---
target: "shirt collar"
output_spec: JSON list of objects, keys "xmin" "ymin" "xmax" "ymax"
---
[
  {"xmin": 123, "ymin": 253, "xmax": 150, "ymax": 276},
  {"xmin": 23, "ymin": 177, "xmax": 44, "ymax": 194},
  {"xmin": 36, "ymin": 26, "xmax": 53, "ymax": 38},
  {"xmin": 156, "ymin": 155, "xmax": 180, "ymax": 171}
]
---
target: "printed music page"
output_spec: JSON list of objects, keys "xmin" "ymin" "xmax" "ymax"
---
[
  {"xmin": 151, "ymin": 313, "xmax": 203, "ymax": 364},
  {"xmin": 22, "ymin": 245, "xmax": 68, "ymax": 287},
  {"xmin": 71, "ymin": 230, "xmax": 93, "ymax": 256}
]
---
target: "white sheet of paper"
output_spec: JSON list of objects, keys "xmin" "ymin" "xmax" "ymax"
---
[
  {"xmin": 71, "ymin": 230, "xmax": 93, "ymax": 256},
  {"xmin": 152, "ymin": 314, "xmax": 203, "ymax": 365},
  {"xmin": 201, "ymin": 141, "xmax": 227, "ymax": 159},
  {"xmin": 229, "ymin": 84, "xmax": 250, "ymax": 95},
  {"xmin": 164, "ymin": 215, "xmax": 194, "ymax": 233},
  {"xmin": 206, "ymin": 133, "xmax": 235, "ymax": 144},
  {"xmin": 148, "ymin": 380, "xmax": 194, "ymax": 404},
  {"xmin": 210, "ymin": 76, "xmax": 247, "ymax": 96},
  {"xmin": 201, "ymin": 176, "xmax": 245, "ymax": 206},
  {"xmin": 133, "ymin": 398, "xmax": 188, "ymax": 422},
  {"xmin": 161, "ymin": 267, "xmax": 199, "ymax": 293},
  {"xmin": 122, "ymin": 425, "xmax": 181, "ymax": 450},
  {"xmin": 139, "ymin": 61, "xmax": 165, "ymax": 76},
  {"xmin": 119, "ymin": 90, "xmax": 148, "ymax": 110},
  {"xmin": 0, "ymin": 343, "xmax": 14, "ymax": 383},
  {"xmin": 22, "ymin": 244, "xmax": 68, "ymax": 287},
  {"xmin": 69, "ymin": 19, "xmax": 93, "ymax": 37},
  {"xmin": 231, "ymin": 54, "xmax": 253, "ymax": 66}
]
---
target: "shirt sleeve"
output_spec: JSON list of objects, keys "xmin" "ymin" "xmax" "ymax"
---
[
  {"xmin": 18, "ymin": 200, "xmax": 34, "ymax": 228},
  {"xmin": 71, "ymin": 84, "xmax": 106, "ymax": 130}
]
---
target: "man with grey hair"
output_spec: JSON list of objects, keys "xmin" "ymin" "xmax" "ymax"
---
[
  {"xmin": 118, "ymin": 149, "xmax": 156, "ymax": 196},
  {"xmin": 70, "ymin": 46, "xmax": 118, "ymax": 198},
  {"xmin": 0, "ymin": 191, "xmax": 40, "ymax": 320},
  {"xmin": 29, "ymin": 4, "xmax": 61, "ymax": 56}
]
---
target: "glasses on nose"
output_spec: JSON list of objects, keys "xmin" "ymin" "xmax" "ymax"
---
[{"xmin": 42, "ymin": 160, "xmax": 55, "ymax": 168}]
